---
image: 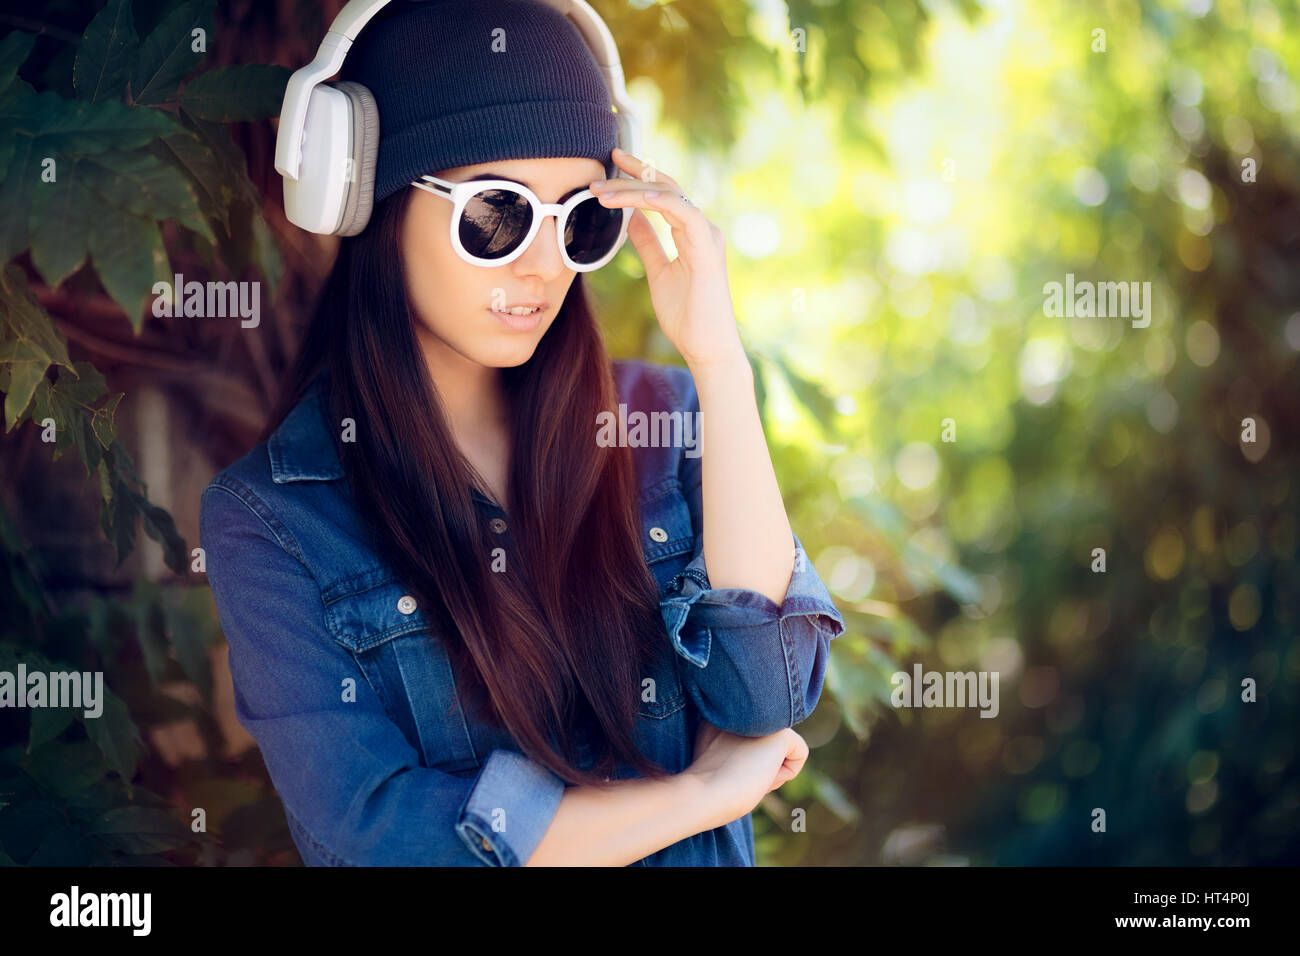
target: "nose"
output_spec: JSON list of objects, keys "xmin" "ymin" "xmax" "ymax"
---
[{"xmin": 511, "ymin": 210, "xmax": 569, "ymax": 278}]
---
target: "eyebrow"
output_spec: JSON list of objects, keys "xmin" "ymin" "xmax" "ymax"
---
[{"xmin": 462, "ymin": 173, "xmax": 590, "ymax": 203}]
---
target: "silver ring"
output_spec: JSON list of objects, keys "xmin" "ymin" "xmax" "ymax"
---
[{"xmin": 679, "ymin": 193, "xmax": 694, "ymax": 207}]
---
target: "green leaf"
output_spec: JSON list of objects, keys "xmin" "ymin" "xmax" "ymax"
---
[
  {"xmin": 901, "ymin": 539, "xmax": 982, "ymax": 605},
  {"xmin": 25, "ymin": 823, "xmax": 93, "ymax": 866},
  {"xmin": 74, "ymin": 0, "xmax": 139, "ymax": 103},
  {"xmin": 82, "ymin": 596, "xmax": 117, "ymax": 658},
  {"xmin": 89, "ymin": 391, "xmax": 122, "ymax": 449},
  {"xmin": 846, "ymin": 491, "xmax": 906, "ymax": 541},
  {"xmin": 248, "ymin": 202, "xmax": 282, "ymax": 294},
  {"xmin": 165, "ymin": 586, "xmax": 215, "ymax": 702},
  {"xmin": 178, "ymin": 64, "xmax": 291, "ymax": 121},
  {"xmin": 131, "ymin": 0, "xmax": 216, "ymax": 106},
  {"xmin": 0, "ymin": 266, "xmax": 78, "ymax": 432},
  {"xmin": 824, "ymin": 632, "xmax": 901, "ymax": 741},
  {"xmin": 843, "ymin": 607, "xmax": 929, "ymax": 654},
  {"xmin": 88, "ymin": 211, "xmax": 165, "ymax": 329},
  {"xmin": 28, "ymin": 706, "xmax": 76, "ymax": 752},
  {"xmin": 53, "ymin": 361, "xmax": 109, "ymax": 407},
  {"xmin": 35, "ymin": 382, "xmax": 107, "ymax": 477},
  {"xmin": 97, "ymin": 467, "xmax": 137, "ymax": 569},
  {"xmin": 78, "ymin": 412, "xmax": 105, "ymax": 475},
  {"xmin": 21, "ymin": 378, "xmax": 63, "ymax": 455},
  {"xmin": 773, "ymin": 353, "xmax": 840, "ymax": 438},
  {"xmin": 0, "ymin": 31, "xmax": 37, "ymax": 94},
  {"xmin": 0, "ymin": 136, "xmax": 15, "ymax": 193},
  {"xmin": 27, "ymin": 157, "xmax": 97, "ymax": 288},
  {"xmin": 162, "ymin": 107, "xmax": 264, "ymax": 246},
  {"xmin": 0, "ymin": 511, "xmax": 48, "ymax": 619},
  {"xmin": 3, "ymin": 86, "xmax": 184, "ymax": 155},
  {"xmin": 26, "ymin": 739, "xmax": 112, "ymax": 799},
  {"xmin": 0, "ymin": 338, "xmax": 50, "ymax": 432},
  {"xmin": 81, "ymin": 147, "xmax": 215, "ymax": 245},
  {"xmin": 933, "ymin": 560, "xmax": 982, "ymax": 606},
  {"xmin": 152, "ymin": 130, "xmax": 232, "ymax": 235},
  {"xmin": 0, "ymin": 136, "xmax": 39, "ymax": 263},
  {"xmin": 0, "ymin": 789, "xmax": 56, "ymax": 861},
  {"xmin": 0, "ymin": 262, "xmax": 73, "ymax": 368},
  {"xmin": 132, "ymin": 489, "xmax": 188, "ymax": 576},
  {"xmin": 177, "ymin": 107, "xmax": 261, "ymax": 207},
  {"xmin": 106, "ymin": 433, "xmax": 146, "ymax": 488},
  {"xmin": 96, "ymin": 455, "xmax": 114, "ymax": 509},
  {"xmin": 84, "ymin": 806, "xmax": 194, "ymax": 855},
  {"xmin": 82, "ymin": 688, "xmax": 143, "ymax": 786},
  {"xmin": 805, "ymin": 765, "xmax": 862, "ymax": 824}
]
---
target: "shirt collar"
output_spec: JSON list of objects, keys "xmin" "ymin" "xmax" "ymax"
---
[
  {"xmin": 268, "ymin": 372, "xmax": 341, "ymax": 483},
  {"xmin": 266, "ymin": 370, "xmax": 497, "ymax": 508}
]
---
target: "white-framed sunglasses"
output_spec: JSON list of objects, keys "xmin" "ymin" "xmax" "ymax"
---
[{"xmin": 409, "ymin": 173, "xmax": 632, "ymax": 272}]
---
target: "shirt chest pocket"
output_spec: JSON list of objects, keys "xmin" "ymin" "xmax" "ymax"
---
[
  {"xmin": 322, "ymin": 572, "xmax": 480, "ymax": 774},
  {"xmin": 639, "ymin": 483, "xmax": 697, "ymax": 597}
]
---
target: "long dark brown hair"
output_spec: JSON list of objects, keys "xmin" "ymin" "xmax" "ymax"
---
[{"xmin": 261, "ymin": 184, "xmax": 673, "ymax": 786}]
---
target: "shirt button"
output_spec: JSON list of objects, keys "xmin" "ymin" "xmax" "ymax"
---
[
  {"xmin": 396, "ymin": 594, "xmax": 417, "ymax": 614},
  {"xmin": 648, "ymin": 526, "xmax": 668, "ymax": 543},
  {"xmin": 489, "ymin": 517, "xmax": 508, "ymax": 534}
]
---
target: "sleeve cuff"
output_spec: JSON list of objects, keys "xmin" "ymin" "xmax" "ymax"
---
[
  {"xmin": 455, "ymin": 748, "xmax": 566, "ymax": 866},
  {"xmin": 659, "ymin": 532, "xmax": 847, "ymax": 669}
]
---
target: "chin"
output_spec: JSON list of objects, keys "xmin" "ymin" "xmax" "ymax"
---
[{"xmin": 475, "ymin": 340, "xmax": 542, "ymax": 369}]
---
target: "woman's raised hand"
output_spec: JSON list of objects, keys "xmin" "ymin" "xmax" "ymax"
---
[{"xmin": 589, "ymin": 148, "xmax": 746, "ymax": 370}]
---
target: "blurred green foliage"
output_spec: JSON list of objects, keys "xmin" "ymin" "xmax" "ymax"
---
[
  {"xmin": 593, "ymin": 0, "xmax": 1299, "ymax": 864},
  {"xmin": 0, "ymin": 0, "xmax": 290, "ymax": 864}
]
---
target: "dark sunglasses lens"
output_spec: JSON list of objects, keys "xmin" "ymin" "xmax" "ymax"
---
[
  {"xmin": 459, "ymin": 189, "xmax": 532, "ymax": 259},
  {"xmin": 564, "ymin": 196, "xmax": 623, "ymax": 265}
]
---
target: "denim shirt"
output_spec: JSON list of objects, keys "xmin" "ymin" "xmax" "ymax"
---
[{"xmin": 199, "ymin": 358, "xmax": 846, "ymax": 866}]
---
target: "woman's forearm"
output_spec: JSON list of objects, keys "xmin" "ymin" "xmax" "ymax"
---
[
  {"xmin": 689, "ymin": 350, "xmax": 796, "ymax": 606},
  {"xmin": 524, "ymin": 770, "xmax": 717, "ymax": 866}
]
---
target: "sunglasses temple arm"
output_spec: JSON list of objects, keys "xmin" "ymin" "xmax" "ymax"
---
[{"xmin": 410, "ymin": 176, "xmax": 454, "ymax": 199}]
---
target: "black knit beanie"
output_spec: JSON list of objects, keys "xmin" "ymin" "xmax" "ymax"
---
[{"xmin": 338, "ymin": 0, "xmax": 621, "ymax": 204}]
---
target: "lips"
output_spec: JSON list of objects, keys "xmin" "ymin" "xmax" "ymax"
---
[
  {"xmin": 488, "ymin": 305, "xmax": 545, "ymax": 331},
  {"xmin": 490, "ymin": 303, "xmax": 546, "ymax": 316}
]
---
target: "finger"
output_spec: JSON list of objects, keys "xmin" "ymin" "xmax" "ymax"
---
[
  {"xmin": 590, "ymin": 178, "xmax": 657, "ymax": 194},
  {"xmin": 600, "ymin": 188, "xmax": 712, "ymax": 250},
  {"xmin": 624, "ymin": 209, "xmax": 670, "ymax": 276},
  {"xmin": 783, "ymin": 751, "xmax": 807, "ymax": 778},
  {"xmin": 597, "ymin": 171, "xmax": 682, "ymax": 193},
  {"xmin": 646, "ymin": 192, "xmax": 718, "ymax": 254},
  {"xmin": 611, "ymin": 147, "xmax": 682, "ymax": 190},
  {"xmin": 785, "ymin": 730, "xmax": 809, "ymax": 763},
  {"xmin": 770, "ymin": 758, "xmax": 802, "ymax": 790},
  {"xmin": 772, "ymin": 754, "xmax": 805, "ymax": 789}
]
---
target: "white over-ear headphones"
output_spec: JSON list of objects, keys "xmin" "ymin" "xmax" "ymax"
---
[{"xmin": 274, "ymin": 0, "xmax": 642, "ymax": 237}]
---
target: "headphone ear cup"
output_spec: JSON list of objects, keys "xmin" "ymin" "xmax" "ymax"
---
[{"xmin": 332, "ymin": 81, "xmax": 379, "ymax": 236}]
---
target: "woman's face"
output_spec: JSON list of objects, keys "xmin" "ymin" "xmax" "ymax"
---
[{"xmin": 400, "ymin": 155, "xmax": 608, "ymax": 370}]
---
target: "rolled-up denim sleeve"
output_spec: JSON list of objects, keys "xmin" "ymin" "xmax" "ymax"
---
[
  {"xmin": 659, "ymin": 532, "xmax": 846, "ymax": 737},
  {"xmin": 200, "ymin": 480, "xmax": 565, "ymax": 866},
  {"xmin": 655, "ymin": 364, "xmax": 847, "ymax": 738}
]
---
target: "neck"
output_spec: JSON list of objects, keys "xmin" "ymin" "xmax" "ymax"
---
[
  {"xmin": 414, "ymin": 327, "xmax": 512, "ymax": 508},
  {"xmin": 416, "ymin": 328, "xmax": 509, "ymax": 435}
]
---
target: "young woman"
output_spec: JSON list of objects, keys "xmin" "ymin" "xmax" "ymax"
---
[{"xmin": 200, "ymin": 0, "xmax": 845, "ymax": 866}]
